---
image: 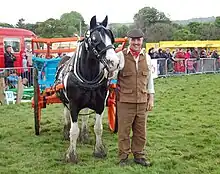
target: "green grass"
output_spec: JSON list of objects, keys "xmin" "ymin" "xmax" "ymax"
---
[{"xmin": 1, "ymin": 74, "xmax": 220, "ymax": 174}]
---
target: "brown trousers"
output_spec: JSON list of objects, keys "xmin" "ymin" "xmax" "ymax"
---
[{"xmin": 117, "ymin": 101, "xmax": 148, "ymax": 160}]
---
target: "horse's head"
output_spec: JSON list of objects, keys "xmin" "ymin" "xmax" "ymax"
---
[{"xmin": 85, "ymin": 15, "xmax": 119, "ymax": 72}]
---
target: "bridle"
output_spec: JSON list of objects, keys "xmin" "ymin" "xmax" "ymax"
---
[
  {"xmin": 84, "ymin": 25, "xmax": 115, "ymax": 71},
  {"xmin": 59, "ymin": 25, "xmax": 116, "ymax": 90}
]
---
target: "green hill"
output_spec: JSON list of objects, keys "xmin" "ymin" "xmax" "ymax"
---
[
  {"xmin": 109, "ymin": 16, "xmax": 216, "ymax": 27},
  {"xmin": 173, "ymin": 16, "xmax": 216, "ymax": 25}
]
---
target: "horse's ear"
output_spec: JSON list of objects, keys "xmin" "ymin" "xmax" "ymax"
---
[
  {"xmin": 101, "ymin": 15, "xmax": 108, "ymax": 27},
  {"xmin": 90, "ymin": 15, "xmax": 97, "ymax": 29}
]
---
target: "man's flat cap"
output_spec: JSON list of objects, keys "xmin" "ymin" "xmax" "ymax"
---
[{"xmin": 127, "ymin": 29, "xmax": 144, "ymax": 38}]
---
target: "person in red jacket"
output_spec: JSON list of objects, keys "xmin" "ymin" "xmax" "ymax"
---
[
  {"xmin": 174, "ymin": 48, "xmax": 185, "ymax": 73},
  {"xmin": 185, "ymin": 49, "xmax": 191, "ymax": 59}
]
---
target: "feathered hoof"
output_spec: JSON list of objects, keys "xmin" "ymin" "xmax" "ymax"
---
[
  {"xmin": 65, "ymin": 151, "xmax": 78, "ymax": 164},
  {"xmin": 93, "ymin": 145, "xmax": 107, "ymax": 158}
]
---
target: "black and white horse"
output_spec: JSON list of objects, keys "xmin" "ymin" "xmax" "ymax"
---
[{"xmin": 54, "ymin": 15, "xmax": 119, "ymax": 163}]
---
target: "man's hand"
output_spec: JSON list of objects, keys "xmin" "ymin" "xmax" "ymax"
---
[{"xmin": 147, "ymin": 94, "xmax": 154, "ymax": 111}]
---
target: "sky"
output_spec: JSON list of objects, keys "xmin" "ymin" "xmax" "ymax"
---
[{"xmin": 0, "ymin": 0, "xmax": 219, "ymax": 25}]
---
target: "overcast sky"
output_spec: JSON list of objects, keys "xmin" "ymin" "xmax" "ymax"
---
[{"xmin": 0, "ymin": 0, "xmax": 219, "ymax": 25}]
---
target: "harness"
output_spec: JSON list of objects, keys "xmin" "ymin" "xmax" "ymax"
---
[{"xmin": 54, "ymin": 26, "xmax": 114, "ymax": 113}]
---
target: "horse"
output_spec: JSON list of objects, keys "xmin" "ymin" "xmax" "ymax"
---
[{"xmin": 54, "ymin": 15, "xmax": 119, "ymax": 163}]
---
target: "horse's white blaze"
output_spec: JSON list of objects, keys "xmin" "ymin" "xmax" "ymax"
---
[
  {"xmin": 104, "ymin": 34, "xmax": 119, "ymax": 72},
  {"xmin": 68, "ymin": 122, "xmax": 80, "ymax": 154},
  {"xmin": 94, "ymin": 113, "xmax": 103, "ymax": 147}
]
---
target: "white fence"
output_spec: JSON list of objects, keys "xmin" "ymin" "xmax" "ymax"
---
[{"xmin": 151, "ymin": 58, "xmax": 220, "ymax": 78}]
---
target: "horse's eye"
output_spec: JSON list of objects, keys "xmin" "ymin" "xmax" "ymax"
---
[{"xmin": 92, "ymin": 36, "xmax": 96, "ymax": 41}]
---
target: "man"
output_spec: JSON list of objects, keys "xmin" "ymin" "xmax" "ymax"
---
[
  {"xmin": 114, "ymin": 29, "xmax": 155, "ymax": 167},
  {"xmin": 4, "ymin": 45, "xmax": 16, "ymax": 68},
  {"xmin": 191, "ymin": 47, "xmax": 200, "ymax": 59},
  {"xmin": 25, "ymin": 44, "xmax": 33, "ymax": 67}
]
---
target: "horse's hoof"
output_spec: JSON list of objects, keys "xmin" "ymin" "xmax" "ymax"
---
[
  {"xmin": 65, "ymin": 151, "xmax": 78, "ymax": 164},
  {"xmin": 63, "ymin": 124, "xmax": 70, "ymax": 141},
  {"xmin": 93, "ymin": 145, "xmax": 107, "ymax": 158}
]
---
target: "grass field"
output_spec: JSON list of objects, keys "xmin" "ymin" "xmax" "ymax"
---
[{"xmin": 0, "ymin": 74, "xmax": 220, "ymax": 174}]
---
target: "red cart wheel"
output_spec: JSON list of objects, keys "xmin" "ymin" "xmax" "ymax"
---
[
  {"xmin": 107, "ymin": 84, "xmax": 118, "ymax": 133},
  {"xmin": 33, "ymin": 68, "xmax": 41, "ymax": 135}
]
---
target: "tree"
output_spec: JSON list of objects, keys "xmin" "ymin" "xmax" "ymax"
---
[
  {"xmin": 110, "ymin": 24, "xmax": 130, "ymax": 38},
  {"xmin": 35, "ymin": 18, "xmax": 65, "ymax": 38},
  {"xmin": 133, "ymin": 6, "xmax": 170, "ymax": 35},
  {"xmin": 1, "ymin": 8, "xmax": 220, "ymax": 41},
  {"xmin": 172, "ymin": 29, "xmax": 197, "ymax": 41},
  {"xmin": 25, "ymin": 23, "xmax": 38, "ymax": 33},
  {"xmin": 16, "ymin": 18, "xmax": 26, "ymax": 28},
  {"xmin": 117, "ymin": 25, "xmax": 130, "ymax": 38},
  {"xmin": 215, "ymin": 16, "xmax": 220, "ymax": 28},
  {"xmin": 0, "ymin": 23, "xmax": 14, "ymax": 28},
  {"xmin": 199, "ymin": 23, "xmax": 220, "ymax": 40},
  {"xmin": 30, "ymin": 11, "xmax": 87, "ymax": 38},
  {"xmin": 60, "ymin": 11, "xmax": 87, "ymax": 36},
  {"xmin": 187, "ymin": 22, "xmax": 202, "ymax": 34},
  {"xmin": 146, "ymin": 23, "xmax": 176, "ymax": 42}
]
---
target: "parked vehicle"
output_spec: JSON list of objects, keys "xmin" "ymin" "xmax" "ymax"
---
[{"xmin": 0, "ymin": 27, "xmax": 37, "ymax": 68}]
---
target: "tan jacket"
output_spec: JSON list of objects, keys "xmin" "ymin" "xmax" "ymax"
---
[{"xmin": 117, "ymin": 49, "xmax": 150, "ymax": 103}]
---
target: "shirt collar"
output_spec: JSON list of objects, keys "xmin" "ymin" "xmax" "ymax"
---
[{"xmin": 127, "ymin": 46, "xmax": 145, "ymax": 55}]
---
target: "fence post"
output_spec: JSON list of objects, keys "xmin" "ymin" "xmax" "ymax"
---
[
  {"xmin": 0, "ymin": 78, "xmax": 5, "ymax": 105},
  {"xmin": 16, "ymin": 76, "xmax": 24, "ymax": 104},
  {"xmin": 212, "ymin": 58, "xmax": 216, "ymax": 73},
  {"xmin": 165, "ymin": 58, "xmax": 168, "ymax": 76}
]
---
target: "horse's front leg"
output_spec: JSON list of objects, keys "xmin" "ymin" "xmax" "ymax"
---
[
  {"xmin": 65, "ymin": 102, "xmax": 80, "ymax": 164},
  {"xmin": 93, "ymin": 112, "xmax": 107, "ymax": 158},
  {"xmin": 79, "ymin": 108, "xmax": 90, "ymax": 144}
]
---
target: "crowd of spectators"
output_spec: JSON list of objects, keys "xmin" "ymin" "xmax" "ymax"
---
[
  {"xmin": 148, "ymin": 47, "xmax": 220, "ymax": 59},
  {"xmin": 148, "ymin": 47, "xmax": 220, "ymax": 74}
]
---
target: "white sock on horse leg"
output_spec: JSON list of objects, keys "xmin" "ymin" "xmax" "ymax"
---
[
  {"xmin": 94, "ymin": 113, "xmax": 103, "ymax": 146},
  {"xmin": 69, "ymin": 121, "xmax": 80, "ymax": 153}
]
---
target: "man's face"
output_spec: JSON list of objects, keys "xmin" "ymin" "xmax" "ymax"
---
[
  {"xmin": 26, "ymin": 44, "xmax": 31, "ymax": 50},
  {"xmin": 129, "ymin": 37, "xmax": 143, "ymax": 51},
  {"xmin": 6, "ymin": 47, "xmax": 12, "ymax": 52}
]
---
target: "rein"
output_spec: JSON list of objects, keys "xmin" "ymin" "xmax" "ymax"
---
[
  {"xmin": 67, "ymin": 26, "xmax": 114, "ymax": 90},
  {"xmin": 75, "ymin": 42, "xmax": 105, "ymax": 85},
  {"xmin": 68, "ymin": 41, "xmax": 107, "ymax": 90},
  {"xmin": 54, "ymin": 25, "xmax": 114, "ymax": 113}
]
